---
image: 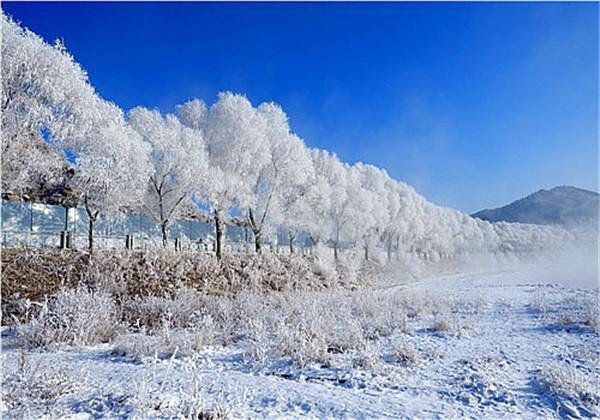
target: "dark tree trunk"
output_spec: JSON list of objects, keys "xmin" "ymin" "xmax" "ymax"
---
[
  {"xmin": 84, "ymin": 201, "xmax": 98, "ymax": 252},
  {"xmin": 86, "ymin": 213, "xmax": 98, "ymax": 251},
  {"xmin": 288, "ymin": 231, "xmax": 295, "ymax": 255},
  {"xmin": 64, "ymin": 206, "xmax": 69, "ymax": 231},
  {"xmin": 254, "ymin": 230, "xmax": 262, "ymax": 253},
  {"xmin": 364, "ymin": 245, "xmax": 369, "ymax": 261},
  {"xmin": 247, "ymin": 208, "xmax": 262, "ymax": 253},
  {"xmin": 214, "ymin": 210, "xmax": 224, "ymax": 259},
  {"xmin": 161, "ymin": 221, "xmax": 168, "ymax": 247},
  {"xmin": 88, "ymin": 218, "xmax": 94, "ymax": 251},
  {"xmin": 334, "ymin": 243, "xmax": 338, "ymax": 260}
]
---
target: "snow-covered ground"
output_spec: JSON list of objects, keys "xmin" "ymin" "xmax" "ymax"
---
[{"xmin": 2, "ymin": 266, "xmax": 598, "ymax": 419}]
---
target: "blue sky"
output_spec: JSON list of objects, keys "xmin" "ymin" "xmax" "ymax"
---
[{"xmin": 3, "ymin": 2, "xmax": 598, "ymax": 213}]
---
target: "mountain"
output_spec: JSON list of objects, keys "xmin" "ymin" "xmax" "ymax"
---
[{"xmin": 471, "ymin": 186, "xmax": 599, "ymax": 228}]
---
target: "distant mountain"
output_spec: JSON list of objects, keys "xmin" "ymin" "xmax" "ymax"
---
[{"xmin": 471, "ymin": 186, "xmax": 599, "ymax": 228}]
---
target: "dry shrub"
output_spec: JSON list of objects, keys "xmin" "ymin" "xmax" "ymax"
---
[
  {"xmin": 353, "ymin": 341, "xmax": 381, "ymax": 370},
  {"xmin": 2, "ymin": 351, "xmax": 76, "ymax": 416},
  {"xmin": 395, "ymin": 341, "xmax": 418, "ymax": 364},
  {"xmin": 111, "ymin": 331, "xmax": 201, "ymax": 362},
  {"xmin": 432, "ymin": 316, "xmax": 473, "ymax": 337},
  {"xmin": 582, "ymin": 299, "xmax": 600, "ymax": 332},
  {"xmin": 433, "ymin": 318, "xmax": 454, "ymax": 332},
  {"xmin": 16, "ymin": 287, "xmax": 119, "ymax": 348},
  {"xmin": 536, "ymin": 365, "xmax": 599, "ymax": 416},
  {"xmin": 120, "ymin": 287, "xmax": 207, "ymax": 332},
  {"xmin": 2, "ymin": 248, "xmax": 347, "ymax": 325}
]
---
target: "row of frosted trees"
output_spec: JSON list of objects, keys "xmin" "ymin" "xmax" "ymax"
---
[{"xmin": 1, "ymin": 14, "xmax": 574, "ymax": 260}]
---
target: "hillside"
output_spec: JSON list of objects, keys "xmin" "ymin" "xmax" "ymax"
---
[{"xmin": 472, "ymin": 186, "xmax": 599, "ymax": 228}]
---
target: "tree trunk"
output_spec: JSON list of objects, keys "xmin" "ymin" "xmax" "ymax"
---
[
  {"xmin": 334, "ymin": 243, "xmax": 338, "ymax": 260},
  {"xmin": 161, "ymin": 221, "xmax": 168, "ymax": 247},
  {"xmin": 88, "ymin": 217, "xmax": 94, "ymax": 251},
  {"xmin": 288, "ymin": 230, "xmax": 295, "ymax": 255},
  {"xmin": 387, "ymin": 242, "xmax": 392, "ymax": 262},
  {"xmin": 84, "ymin": 201, "xmax": 98, "ymax": 252},
  {"xmin": 214, "ymin": 210, "xmax": 224, "ymax": 259},
  {"xmin": 254, "ymin": 230, "xmax": 262, "ymax": 254},
  {"xmin": 64, "ymin": 206, "xmax": 69, "ymax": 231},
  {"xmin": 364, "ymin": 245, "xmax": 369, "ymax": 261}
]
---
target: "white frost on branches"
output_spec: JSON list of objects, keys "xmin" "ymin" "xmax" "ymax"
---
[{"xmin": 1, "ymin": 13, "xmax": 584, "ymax": 260}]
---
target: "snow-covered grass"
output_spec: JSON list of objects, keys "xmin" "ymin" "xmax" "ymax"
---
[
  {"xmin": 2, "ymin": 265, "xmax": 598, "ymax": 418},
  {"xmin": 15, "ymin": 287, "xmax": 119, "ymax": 349},
  {"xmin": 534, "ymin": 364, "xmax": 599, "ymax": 417},
  {"xmin": 1, "ymin": 248, "xmax": 384, "ymax": 325}
]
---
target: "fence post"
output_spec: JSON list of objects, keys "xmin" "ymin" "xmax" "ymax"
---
[
  {"xmin": 60, "ymin": 231, "xmax": 67, "ymax": 249},
  {"xmin": 125, "ymin": 234, "xmax": 134, "ymax": 250},
  {"xmin": 28, "ymin": 201, "xmax": 33, "ymax": 248}
]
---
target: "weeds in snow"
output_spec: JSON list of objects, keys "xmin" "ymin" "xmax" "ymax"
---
[
  {"xmin": 2, "ymin": 351, "xmax": 75, "ymax": 417},
  {"xmin": 535, "ymin": 364, "xmax": 599, "ymax": 417},
  {"xmin": 16, "ymin": 287, "xmax": 119, "ymax": 349}
]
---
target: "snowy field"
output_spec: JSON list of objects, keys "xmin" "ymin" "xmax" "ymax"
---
[{"xmin": 2, "ymin": 265, "xmax": 598, "ymax": 419}]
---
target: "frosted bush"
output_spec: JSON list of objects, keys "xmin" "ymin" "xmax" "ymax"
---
[
  {"xmin": 129, "ymin": 354, "xmax": 236, "ymax": 418},
  {"xmin": 536, "ymin": 365, "xmax": 599, "ymax": 416},
  {"xmin": 121, "ymin": 287, "xmax": 206, "ymax": 332},
  {"xmin": 581, "ymin": 297, "xmax": 599, "ymax": 332},
  {"xmin": 17, "ymin": 287, "xmax": 119, "ymax": 348},
  {"xmin": 2, "ymin": 352, "xmax": 75, "ymax": 417},
  {"xmin": 431, "ymin": 313, "xmax": 470, "ymax": 337},
  {"xmin": 111, "ymin": 331, "xmax": 200, "ymax": 362},
  {"xmin": 395, "ymin": 341, "xmax": 419, "ymax": 364},
  {"xmin": 246, "ymin": 318, "xmax": 271, "ymax": 367},
  {"xmin": 353, "ymin": 341, "xmax": 381, "ymax": 370},
  {"xmin": 276, "ymin": 319, "xmax": 332, "ymax": 368}
]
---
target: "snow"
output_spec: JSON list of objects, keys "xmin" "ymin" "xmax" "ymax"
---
[{"xmin": 3, "ymin": 266, "xmax": 598, "ymax": 418}]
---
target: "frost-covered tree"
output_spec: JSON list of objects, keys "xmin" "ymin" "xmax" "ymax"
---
[
  {"xmin": 201, "ymin": 92, "xmax": 269, "ymax": 258},
  {"xmin": 128, "ymin": 107, "xmax": 208, "ymax": 246},
  {"xmin": 309, "ymin": 149, "xmax": 362, "ymax": 260},
  {"xmin": 1, "ymin": 13, "xmax": 100, "ymax": 196},
  {"xmin": 1, "ymin": 13, "xmax": 151, "ymax": 250},
  {"xmin": 175, "ymin": 98, "xmax": 207, "ymax": 131},
  {"xmin": 300, "ymin": 155, "xmax": 334, "ymax": 248},
  {"xmin": 351, "ymin": 163, "xmax": 390, "ymax": 261},
  {"xmin": 71, "ymin": 101, "xmax": 151, "ymax": 250},
  {"xmin": 244, "ymin": 103, "xmax": 313, "ymax": 253}
]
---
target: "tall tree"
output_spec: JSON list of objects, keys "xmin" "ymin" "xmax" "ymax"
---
[
  {"xmin": 244, "ymin": 103, "xmax": 313, "ymax": 253},
  {"xmin": 71, "ymin": 101, "xmax": 151, "ymax": 250},
  {"xmin": 1, "ymin": 13, "xmax": 101, "ymax": 196},
  {"xmin": 192, "ymin": 92, "xmax": 269, "ymax": 258},
  {"xmin": 129, "ymin": 107, "xmax": 208, "ymax": 246}
]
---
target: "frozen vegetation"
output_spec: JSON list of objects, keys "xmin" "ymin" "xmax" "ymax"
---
[
  {"xmin": 1, "ymin": 11, "xmax": 599, "ymax": 420},
  {"xmin": 2, "ymin": 260, "xmax": 598, "ymax": 418}
]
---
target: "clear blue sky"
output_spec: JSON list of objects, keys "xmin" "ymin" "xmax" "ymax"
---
[{"xmin": 3, "ymin": 2, "xmax": 598, "ymax": 213}]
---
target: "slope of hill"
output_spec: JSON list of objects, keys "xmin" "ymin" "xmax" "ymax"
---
[{"xmin": 472, "ymin": 186, "xmax": 599, "ymax": 228}]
